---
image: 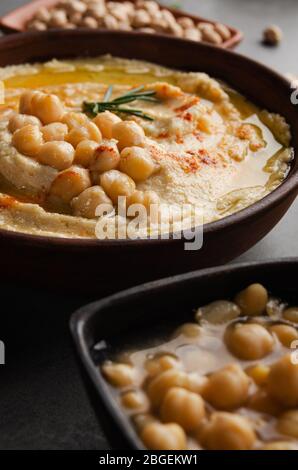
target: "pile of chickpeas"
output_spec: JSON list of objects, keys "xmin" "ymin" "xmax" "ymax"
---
[
  {"xmin": 9, "ymin": 89, "xmax": 159, "ymax": 218},
  {"xmin": 102, "ymin": 283, "xmax": 298, "ymax": 450},
  {"xmin": 26, "ymin": 0, "xmax": 232, "ymax": 46}
]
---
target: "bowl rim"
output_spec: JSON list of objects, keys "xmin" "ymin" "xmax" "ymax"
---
[
  {"xmin": 69, "ymin": 257, "xmax": 298, "ymax": 449},
  {"xmin": 0, "ymin": 29, "xmax": 296, "ymax": 248}
]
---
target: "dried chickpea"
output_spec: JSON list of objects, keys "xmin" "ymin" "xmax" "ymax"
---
[
  {"xmin": 31, "ymin": 93, "xmax": 65, "ymax": 125},
  {"xmin": 196, "ymin": 300, "xmax": 240, "ymax": 324},
  {"xmin": 67, "ymin": 0, "xmax": 87, "ymax": 15},
  {"xmin": 214, "ymin": 23, "xmax": 231, "ymax": 41},
  {"xmin": 141, "ymin": 422, "xmax": 187, "ymax": 450},
  {"xmin": 62, "ymin": 111, "xmax": 89, "ymax": 129},
  {"xmin": 161, "ymin": 387, "xmax": 205, "ymax": 432},
  {"xmin": 102, "ymin": 362, "xmax": 137, "ymax": 388},
  {"xmin": 66, "ymin": 122, "xmax": 102, "ymax": 147},
  {"xmin": 200, "ymin": 25, "xmax": 222, "ymax": 45},
  {"xmin": 267, "ymin": 354, "xmax": 298, "ymax": 407},
  {"xmin": 74, "ymin": 139, "xmax": 98, "ymax": 167},
  {"xmin": 41, "ymin": 122, "xmax": 68, "ymax": 142},
  {"xmin": 204, "ymin": 364, "xmax": 250, "ymax": 410},
  {"xmin": 112, "ymin": 120, "xmax": 145, "ymax": 150},
  {"xmin": 38, "ymin": 141, "xmax": 74, "ymax": 170},
  {"xmin": 132, "ymin": 9, "xmax": 151, "ymax": 28},
  {"xmin": 34, "ymin": 7, "xmax": 50, "ymax": 23},
  {"xmin": 261, "ymin": 441, "xmax": 298, "ymax": 450},
  {"xmin": 27, "ymin": 21, "xmax": 47, "ymax": 31},
  {"xmin": 269, "ymin": 324, "xmax": 298, "ymax": 347},
  {"xmin": 245, "ymin": 364, "xmax": 270, "ymax": 386},
  {"xmin": 90, "ymin": 140, "xmax": 120, "ymax": 173},
  {"xmin": 199, "ymin": 412, "xmax": 256, "ymax": 450},
  {"xmin": 234, "ymin": 283, "xmax": 268, "ymax": 316},
  {"xmin": 224, "ymin": 323, "xmax": 274, "ymax": 360},
  {"xmin": 19, "ymin": 90, "xmax": 41, "ymax": 115},
  {"xmin": 12, "ymin": 124, "xmax": 43, "ymax": 157},
  {"xmin": 283, "ymin": 307, "xmax": 298, "ymax": 324},
  {"xmin": 8, "ymin": 114, "xmax": 41, "ymax": 133},
  {"xmin": 49, "ymin": 166, "xmax": 91, "ymax": 203},
  {"xmin": 49, "ymin": 10, "xmax": 68, "ymax": 27},
  {"xmin": 103, "ymin": 14, "xmax": 119, "ymax": 29},
  {"xmin": 80, "ymin": 16, "xmax": 98, "ymax": 28},
  {"xmin": 119, "ymin": 146, "xmax": 155, "ymax": 182},
  {"xmin": 184, "ymin": 28, "xmax": 201, "ymax": 41},
  {"xmin": 121, "ymin": 390, "xmax": 148, "ymax": 410},
  {"xmin": 145, "ymin": 354, "xmax": 180, "ymax": 377},
  {"xmin": 100, "ymin": 169, "xmax": 136, "ymax": 204},
  {"xmin": 277, "ymin": 410, "xmax": 298, "ymax": 439},
  {"xmin": 71, "ymin": 185, "xmax": 113, "ymax": 219},
  {"xmin": 177, "ymin": 17, "xmax": 194, "ymax": 29},
  {"xmin": 263, "ymin": 25, "xmax": 283, "ymax": 46},
  {"xmin": 93, "ymin": 111, "xmax": 122, "ymax": 139}
]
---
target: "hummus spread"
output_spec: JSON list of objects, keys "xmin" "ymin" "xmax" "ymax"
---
[{"xmin": 0, "ymin": 56, "xmax": 293, "ymax": 238}]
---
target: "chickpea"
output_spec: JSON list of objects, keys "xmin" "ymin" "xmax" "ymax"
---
[
  {"xmin": 247, "ymin": 389, "xmax": 282, "ymax": 416},
  {"xmin": 214, "ymin": 23, "xmax": 231, "ymax": 41},
  {"xmin": 62, "ymin": 111, "xmax": 89, "ymax": 129},
  {"xmin": 121, "ymin": 390, "xmax": 148, "ymax": 410},
  {"xmin": 147, "ymin": 369, "xmax": 188, "ymax": 409},
  {"xmin": 90, "ymin": 140, "xmax": 120, "ymax": 173},
  {"xmin": 112, "ymin": 120, "xmax": 145, "ymax": 150},
  {"xmin": 177, "ymin": 17, "xmax": 195, "ymax": 29},
  {"xmin": 71, "ymin": 185, "xmax": 113, "ymax": 219},
  {"xmin": 101, "ymin": 362, "xmax": 137, "ymax": 388},
  {"xmin": 49, "ymin": 166, "xmax": 91, "ymax": 203},
  {"xmin": 245, "ymin": 364, "xmax": 270, "ymax": 386},
  {"xmin": 128, "ymin": 190, "xmax": 160, "ymax": 211},
  {"xmin": 283, "ymin": 307, "xmax": 298, "ymax": 324},
  {"xmin": 234, "ymin": 283, "xmax": 268, "ymax": 316},
  {"xmin": 103, "ymin": 14, "xmax": 119, "ymax": 29},
  {"xmin": 12, "ymin": 124, "xmax": 43, "ymax": 157},
  {"xmin": 184, "ymin": 28, "xmax": 201, "ymax": 42},
  {"xmin": 119, "ymin": 146, "xmax": 155, "ymax": 182},
  {"xmin": 80, "ymin": 16, "xmax": 98, "ymax": 28},
  {"xmin": 267, "ymin": 354, "xmax": 298, "ymax": 407},
  {"xmin": 199, "ymin": 412, "xmax": 256, "ymax": 450},
  {"xmin": 161, "ymin": 387, "xmax": 205, "ymax": 432},
  {"xmin": 224, "ymin": 323, "xmax": 274, "ymax": 360},
  {"xmin": 38, "ymin": 141, "xmax": 74, "ymax": 170},
  {"xmin": 141, "ymin": 422, "xmax": 187, "ymax": 450},
  {"xmin": 41, "ymin": 122, "xmax": 68, "ymax": 142},
  {"xmin": 269, "ymin": 324, "xmax": 298, "ymax": 348},
  {"xmin": 19, "ymin": 90, "xmax": 41, "ymax": 115},
  {"xmin": 145, "ymin": 355, "xmax": 180, "ymax": 378},
  {"xmin": 93, "ymin": 111, "xmax": 122, "ymax": 139},
  {"xmin": 261, "ymin": 441, "xmax": 298, "ymax": 450},
  {"xmin": 277, "ymin": 410, "xmax": 298, "ymax": 439},
  {"xmin": 31, "ymin": 93, "xmax": 65, "ymax": 125},
  {"xmin": 133, "ymin": 413, "xmax": 157, "ymax": 432},
  {"xmin": 27, "ymin": 20, "xmax": 47, "ymax": 31},
  {"xmin": 196, "ymin": 300, "xmax": 240, "ymax": 325},
  {"xmin": 100, "ymin": 169, "xmax": 136, "ymax": 204},
  {"xmin": 74, "ymin": 139, "xmax": 98, "ymax": 167},
  {"xmin": 173, "ymin": 323, "xmax": 202, "ymax": 339},
  {"xmin": 8, "ymin": 113, "xmax": 41, "ymax": 133},
  {"xmin": 66, "ymin": 122, "xmax": 102, "ymax": 147},
  {"xmin": 49, "ymin": 10, "xmax": 68, "ymax": 27},
  {"xmin": 204, "ymin": 364, "xmax": 250, "ymax": 410}
]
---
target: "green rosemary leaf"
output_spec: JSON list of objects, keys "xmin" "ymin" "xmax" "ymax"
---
[{"xmin": 103, "ymin": 85, "xmax": 113, "ymax": 102}]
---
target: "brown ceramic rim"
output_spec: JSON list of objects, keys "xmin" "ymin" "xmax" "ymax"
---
[
  {"xmin": 0, "ymin": 0, "xmax": 243, "ymax": 49},
  {"xmin": 0, "ymin": 30, "xmax": 296, "ymax": 249}
]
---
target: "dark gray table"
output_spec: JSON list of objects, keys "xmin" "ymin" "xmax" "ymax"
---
[{"xmin": 0, "ymin": 0, "xmax": 297, "ymax": 450}]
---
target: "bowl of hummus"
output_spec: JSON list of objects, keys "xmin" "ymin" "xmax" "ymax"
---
[{"xmin": 0, "ymin": 30, "xmax": 297, "ymax": 293}]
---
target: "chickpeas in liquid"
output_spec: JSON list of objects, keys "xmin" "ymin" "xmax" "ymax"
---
[{"xmin": 102, "ymin": 284, "xmax": 298, "ymax": 450}]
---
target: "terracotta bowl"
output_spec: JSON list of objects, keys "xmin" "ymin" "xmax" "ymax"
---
[
  {"xmin": 69, "ymin": 258, "xmax": 298, "ymax": 449},
  {"xmin": 0, "ymin": 30, "xmax": 297, "ymax": 294},
  {"xmin": 0, "ymin": 0, "xmax": 242, "ymax": 49}
]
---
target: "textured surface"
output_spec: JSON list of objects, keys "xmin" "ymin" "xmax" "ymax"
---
[{"xmin": 0, "ymin": 0, "xmax": 297, "ymax": 450}]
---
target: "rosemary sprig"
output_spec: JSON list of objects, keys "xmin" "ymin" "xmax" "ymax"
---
[{"xmin": 83, "ymin": 85, "xmax": 159, "ymax": 121}]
